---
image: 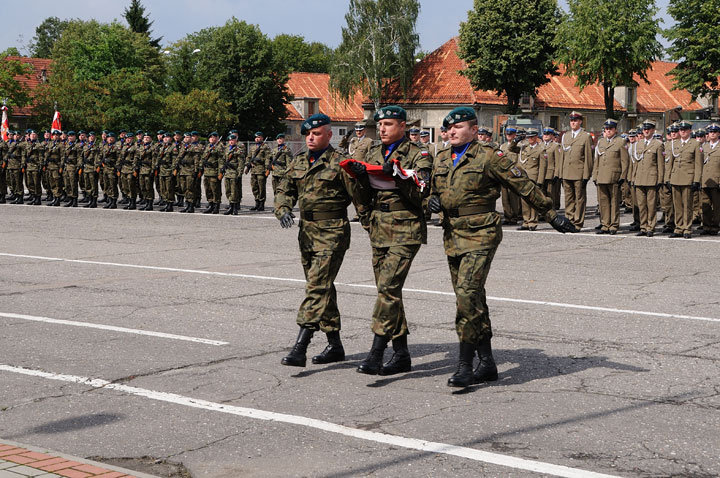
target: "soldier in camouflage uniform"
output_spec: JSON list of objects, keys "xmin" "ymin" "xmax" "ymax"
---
[
  {"xmin": 118, "ymin": 134, "xmax": 138, "ymax": 210},
  {"xmin": 6, "ymin": 132, "xmax": 24, "ymax": 203},
  {"xmin": 190, "ymin": 132, "xmax": 203, "ymax": 207},
  {"xmin": 44, "ymin": 131, "xmax": 64, "ymax": 206},
  {"xmin": 60, "ymin": 131, "xmax": 82, "ymax": 207},
  {"xmin": 350, "ymin": 105, "xmax": 432, "ymax": 376},
  {"xmin": 246, "ymin": 132, "xmax": 271, "ymax": 211},
  {"xmin": 269, "ymin": 133, "xmax": 292, "ymax": 197},
  {"xmin": 101, "ymin": 133, "xmax": 121, "ymax": 209},
  {"xmin": 427, "ymin": 107, "xmax": 576, "ymax": 388},
  {"xmin": 155, "ymin": 133, "xmax": 177, "ymax": 212},
  {"xmin": 499, "ymin": 127, "xmax": 523, "ymax": 225},
  {"xmin": 153, "ymin": 131, "xmax": 165, "ymax": 205},
  {"xmin": 136, "ymin": 133, "xmax": 156, "ymax": 211},
  {"xmin": 22, "ymin": 130, "xmax": 45, "ymax": 205},
  {"xmin": 174, "ymin": 133, "xmax": 202, "ymax": 213},
  {"xmin": 219, "ymin": 134, "xmax": 246, "ymax": 215},
  {"xmin": 81, "ymin": 132, "xmax": 99, "ymax": 208},
  {"xmin": 0, "ymin": 135, "xmax": 7, "ymax": 203},
  {"xmin": 275, "ymin": 113, "xmax": 361, "ymax": 368},
  {"xmin": 201, "ymin": 132, "xmax": 223, "ymax": 214}
]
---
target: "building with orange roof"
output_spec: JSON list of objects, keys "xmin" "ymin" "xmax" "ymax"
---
[{"xmin": 2, "ymin": 57, "xmax": 52, "ymax": 130}]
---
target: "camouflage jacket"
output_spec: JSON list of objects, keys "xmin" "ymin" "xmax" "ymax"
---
[
  {"xmin": 355, "ymin": 138, "xmax": 433, "ymax": 247},
  {"xmin": 173, "ymin": 142, "xmax": 203, "ymax": 175},
  {"xmin": 219, "ymin": 143, "xmax": 246, "ymax": 180},
  {"xmin": 22, "ymin": 141, "xmax": 45, "ymax": 171},
  {"xmin": 5, "ymin": 140, "xmax": 22, "ymax": 169},
  {"xmin": 274, "ymin": 145, "xmax": 356, "ymax": 253},
  {"xmin": 61, "ymin": 141, "xmax": 83, "ymax": 169},
  {"xmin": 432, "ymin": 140, "xmax": 554, "ymax": 257},
  {"xmin": 82, "ymin": 142, "xmax": 100, "ymax": 170},
  {"xmin": 201, "ymin": 142, "xmax": 224, "ymax": 175},
  {"xmin": 135, "ymin": 143, "xmax": 155, "ymax": 174},
  {"xmin": 269, "ymin": 145, "xmax": 292, "ymax": 177},
  {"xmin": 118, "ymin": 143, "xmax": 137, "ymax": 173},
  {"xmin": 101, "ymin": 142, "xmax": 121, "ymax": 169},
  {"xmin": 247, "ymin": 143, "xmax": 271, "ymax": 175},
  {"xmin": 154, "ymin": 143, "xmax": 177, "ymax": 176},
  {"xmin": 44, "ymin": 140, "xmax": 63, "ymax": 167}
]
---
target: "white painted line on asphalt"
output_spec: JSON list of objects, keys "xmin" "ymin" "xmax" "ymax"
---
[
  {"xmin": 0, "ymin": 312, "xmax": 228, "ymax": 346},
  {"xmin": 0, "ymin": 364, "xmax": 621, "ymax": 478},
  {"xmin": 3, "ymin": 252, "xmax": 719, "ymax": 325}
]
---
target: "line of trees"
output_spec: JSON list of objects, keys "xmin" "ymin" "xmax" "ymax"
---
[{"xmin": 1, "ymin": 0, "xmax": 719, "ymax": 132}]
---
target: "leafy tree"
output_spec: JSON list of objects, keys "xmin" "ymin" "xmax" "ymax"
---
[
  {"xmin": 163, "ymin": 33, "xmax": 212, "ymax": 94},
  {"xmin": 330, "ymin": 0, "xmax": 420, "ymax": 111},
  {"xmin": 1, "ymin": 48, "xmax": 21, "ymax": 57},
  {"xmin": 37, "ymin": 20, "xmax": 165, "ymax": 131},
  {"xmin": 28, "ymin": 17, "xmax": 69, "ymax": 58},
  {"xmin": 664, "ymin": 0, "xmax": 720, "ymax": 99},
  {"xmin": 162, "ymin": 89, "xmax": 237, "ymax": 134},
  {"xmin": 190, "ymin": 18, "xmax": 290, "ymax": 138},
  {"xmin": 555, "ymin": 0, "xmax": 663, "ymax": 119},
  {"xmin": 458, "ymin": 0, "xmax": 559, "ymax": 115},
  {"xmin": 272, "ymin": 34, "xmax": 333, "ymax": 73},
  {"xmin": 123, "ymin": 0, "xmax": 162, "ymax": 48},
  {"xmin": 0, "ymin": 57, "xmax": 33, "ymax": 110}
]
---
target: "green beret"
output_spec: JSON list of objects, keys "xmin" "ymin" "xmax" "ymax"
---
[
  {"xmin": 163, "ymin": 132, "xmax": 172, "ymax": 138},
  {"xmin": 78, "ymin": 130, "xmax": 86, "ymax": 135},
  {"xmin": 157, "ymin": 130, "xmax": 165, "ymax": 135},
  {"xmin": 102, "ymin": 130, "xmax": 109, "ymax": 134},
  {"xmin": 229, "ymin": 129, "xmax": 238, "ymax": 134},
  {"xmin": 442, "ymin": 107, "xmax": 476, "ymax": 128},
  {"xmin": 301, "ymin": 114, "xmax": 331, "ymax": 135},
  {"xmin": 254, "ymin": 131, "xmax": 264, "ymax": 137},
  {"xmin": 228, "ymin": 134, "xmax": 238, "ymax": 140},
  {"xmin": 143, "ymin": 132, "xmax": 152, "ymax": 137},
  {"xmin": 191, "ymin": 131, "xmax": 199, "ymax": 136},
  {"xmin": 276, "ymin": 133, "xmax": 285, "ymax": 139},
  {"xmin": 183, "ymin": 132, "xmax": 191, "ymax": 137},
  {"xmin": 174, "ymin": 130, "xmax": 181, "ymax": 135},
  {"xmin": 67, "ymin": 131, "xmax": 76, "ymax": 136},
  {"xmin": 107, "ymin": 132, "xmax": 116, "ymax": 138},
  {"xmin": 374, "ymin": 105, "xmax": 406, "ymax": 122},
  {"xmin": 135, "ymin": 129, "xmax": 143, "ymax": 135},
  {"xmin": 209, "ymin": 132, "xmax": 219, "ymax": 137},
  {"xmin": 88, "ymin": 131, "xmax": 96, "ymax": 136},
  {"xmin": 51, "ymin": 130, "xmax": 60, "ymax": 135}
]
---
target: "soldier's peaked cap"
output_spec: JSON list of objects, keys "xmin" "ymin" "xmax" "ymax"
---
[
  {"xmin": 442, "ymin": 106, "xmax": 476, "ymax": 128},
  {"xmin": 603, "ymin": 119, "xmax": 618, "ymax": 128},
  {"xmin": 669, "ymin": 123, "xmax": 679, "ymax": 132},
  {"xmin": 354, "ymin": 123, "xmax": 365, "ymax": 130},
  {"xmin": 420, "ymin": 130, "xmax": 430, "ymax": 137},
  {"xmin": 641, "ymin": 119, "xmax": 656, "ymax": 129},
  {"xmin": 706, "ymin": 123, "xmax": 720, "ymax": 132},
  {"xmin": 374, "ymin": 105, "xmax": 406, "ymax": 122},
  {"xmin": 525, "ymin": 128, "xmax": 538, "ymax": 136},
  {"xmin": 569, "ymin": 111, "xmax": 583, "ymax": 119},
  {"xmin": 677, "ymin": 120, "xmax": 692, "ymax": 130},
  {"xmin": 408, "ymin": 127, "xmax": 420, "ymax": 134},
  {"xmin": 301, "ymin": 113, "xmax": 331, "ymax": 135},
  {"xmin": 543, "ymin": 127, "xmax": 555, "ymax": 134},
  {"xmin": 627, "ymin": 130, "xmax": 637, "ymax": 137},
  {"xmin": 477, "ymin": 126, "xmax": 490, "ymax": 135}
]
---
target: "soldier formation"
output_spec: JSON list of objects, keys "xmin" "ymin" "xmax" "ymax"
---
[{"xmin": 0, "ymin": 129, "xmax": 288, "ymax": 214}]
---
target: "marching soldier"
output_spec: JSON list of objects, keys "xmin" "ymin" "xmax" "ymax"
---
[
  {"xmin": 275, "ymin": 113, "xmax": 360, "ymax": 368},
  {"xmin": 136, "ymin": 133, "xmax": 155, "ymax": 211},
  {"xmin": 155, "ymin": 133, "xmax": 177, "ymax": 212},
  {"xmin": 81, "ymin": 132, "xmax": 99, "ymax": 208},
  {"xmin": 631, "ymin": 120, "xmax": 665, "ymax": 236},
  {"xmin": 246, "ymin": 132, "xmax": 271, "ymax": 211},
  {"xmin": 348, "ymin": 124, "xmax": 373, "ymax": 163},
  {"xmin": 350, "ymin": 105, "xmax": 432, "ymax": 376},
  {"xmin": 667, "ymin": 121, "xmax": 702, "ymax": 238},
  {"xmin": 21, "ymin": 130, "xmax": 45, "ymax": 205},
  {"xmin": 426, "ymin": 107, "xmax": 576, "ymax": 388},
  {"xmin": 173, "ymin": 133, "xmax": 200, "ymax": 213},
  {"xmin": 269, "ymin": 133, "xmax": 292, "ymax": 196},
  {"xmin": 6, "ymin": 132, "xmax": 24, "ymax": 203},
  {"xmin": 499, "ymin": 127, "xmax": 523, "ymax": 225},
  {"xmin": 201, "ymin": 132, "xmax": 223, "ymax": 214},
  {"xmin": 516, "ymin": 128, "xmax": 543, "ymax": 230},
  {"xmin": 219, "ymin": 133, "xmax": 246, "ymax": 215},
  {"xmin": 60, "ymin": 131, "xmax": 82, "ymax": 207},
  {"xmin": 592, "ymin": 119, "xmax": 629, "ymax": 234},
  {"xmin": 699, "ymin": 123, "xmax": 720, "ymax": 235},
  {"xmin": 44, "ymin": 131, "xmax": 63, "ymax": 206},
  {"xmin": 556, "ymin": 111, "xmax": 594, "ymax": 230}
]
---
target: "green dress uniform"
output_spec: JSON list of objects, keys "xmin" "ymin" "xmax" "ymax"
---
[
  {"xmin": 219, "ymin": 142, "xmax": 246, "ymax": 213},
  {"xmin": 274, "ymin": 145, "xmax": 357, "ymax": 333},
  {"xmin": 269, "ymin": 144, "xmax": 292, "ymax": 195},
  {"xmin": 155, "ymin": 141, "xmax": 177, "ymax": 209},
  {"xmin": 22, "ymin": 140, "xmax": 45, "ymax": 203},
  {"xmin": 247, "ymin": 142, "xmax": 271, "ymax": 209},
  {"xmin": 700, "ymin": 134, "xmax": 720, "ymax": 234},
  {"xmin": 61, "ymin": 139, "xmax": 83, "ymax": 202},
  {"xmin": 349, "ymin": 135, "xmax": 373, "ymax": 163},
  {"xmin": 558, "ymin": 126, "xmax": 594, "ymax": 228},
  {"xmin": 667, "ymin": 134, "xmax": 702, "ymax": 236},
  {"xmin": 136, "ymin": 142, "xmax": 156, "ymax": 205},
  {"xmin": 540, "ymin": 139, "xmax": 561, "ymax": 209},
  {"xmin": 592, "ymin": 131, "xmax": 629, "ymax": 233},
  {"xmin": 44, "ymin": 139, "xmax": 63, "ymax": 200},
  {"xmin": 631, "ymin": 136, "xmax": 665, "ymax": 234},
  {"xmin": 517, "ymin": 140, "xmax": 544, "ymax": 229},
  {"xmin": 201, "ymin": 141, "xmax": 224, "ymax": 211},
  {"xmin": 5, "ymin": 138, "xmax": 24, "ymax": 201}
]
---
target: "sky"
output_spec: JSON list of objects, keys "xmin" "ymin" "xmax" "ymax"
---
[{"xmin": 1, "ymin": 0, "xmax": 674, "ymax": 56}]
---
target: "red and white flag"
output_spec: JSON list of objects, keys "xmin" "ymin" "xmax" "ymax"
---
[
  {"xmin": 51, "ymin": 110, "xmax": 62, "ymax": 133},
  {"xmin": 340, "ymin": 158, "xmax": 426, "ymax": 192},
  {"xmin": 1, "ymin": 106, "xmax": 8, "ymax": 142}
]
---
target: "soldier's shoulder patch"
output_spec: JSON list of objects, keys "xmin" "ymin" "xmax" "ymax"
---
[
  {"xmin": 510, "ymin": 166, "xmax": 523, "ymax": 178},
  {"xmin": 420, "ymin": 150, "xmax": 429, "ymax": 156},
  {"xmin": 497, "ymin": 151, "xmax": 504, "ymax": 157}
]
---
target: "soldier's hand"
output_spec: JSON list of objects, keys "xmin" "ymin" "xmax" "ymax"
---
[
  {"xmin": 96, "ymin": 167, "xmax": 101, "ymax": 173},
  {"xmin": 173, "ymin": 170, "xmax": 177, "ymax": 177},
  {"xmin": 133, "ymin": 171, "xmax": 138, "ymax": 178},
  {"xmin": 617, "ymin": 178, "xmax": 625, "ymax": 186},
  {"xmin": 279, "ymin": 212, "xmax": 295, "ymax": 229},
  {"xmin": 428, "ymin": 195, "xmax": 442, "ymax": 213},
  {"xmin": 78, "ymin": 168, "xmax": 83, "ymax": 175},
  {"xmin": 382, "ymin": 160, "xmax": 394, "ymax": 177},
  {"xmin": 59, "ymin": 168, "xmax": 63, "ymax": 174},
  {"xmin": 691, "ymin": 181, "xmax": 700, "ymax": 192},
  {"xmin": 549, "ymin": 214, "xmax": 577, "ymax": 234},
  {"xmin": 349, "ymin": 160, "xmax": 367, "ymax": 177},
  {"xmin": 217, "ymin": 173, "xmax": 223, "ymax": 180}
]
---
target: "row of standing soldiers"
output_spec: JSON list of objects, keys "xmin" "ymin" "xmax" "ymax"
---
[{"xmin": 0, "ymin": 129, "xmax": 293, "ymax": 215}]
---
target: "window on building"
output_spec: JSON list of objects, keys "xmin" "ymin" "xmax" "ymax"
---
[
  {"xmin": 550, "ymin": 116, "xmax": 559, "ymax": 130},
  {"xmin": 307, "ymin": 101, "xmax": 315, "ymax": 115},
  {"xmin": 338, "ymin": 128, "xmax": 346, "ymax": 136},
  {"xmin": 286, "ymin": 126, "xmax": 293, "ymax": 136}
]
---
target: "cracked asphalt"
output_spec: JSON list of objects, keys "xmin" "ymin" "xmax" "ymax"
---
[{"xmin": 1, "ymin": 183, "xmax": 719, "ymax": 478}]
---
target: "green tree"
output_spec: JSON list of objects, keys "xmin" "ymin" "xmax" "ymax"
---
[
  {"xmin": 272, "ymin": 34, "xmax": 333, "ymax": 73},
  {"xmin": 28, "ymin": 17, "xmax": 69, "ymax": 58},
  {"xmin": 38, "ymin": 20, "xmax": 165, "ymax": 131},
  {"xmin": 664, "ymin": 0, "xmax": 720, "ymax": 99},
  {"xmin": 162, "ymin": 89, "xmax": 237, "ymax": 134},
  {"xmin": 124, "ymin": 0, "xmax": 162, "ymax": 48},
  {"xmin": 1, "ymin": 47, "xmax": 21, "ymax": 57},
  {"xmin": 330, "ymin": 0, "xmax": 420, "ymax": 111},
  {"xmin": 0, "ymin": 57, "xmax": 33, "ymax": 110},
  {"xmin": 458, "ymin": 0, "xmax": 559, "ymax": 115},
  {"xmin": 190, "ymin": 18, "xmax": 290, "ymax": 138},
  {"xmin": 163, "ymin": 33, "xmax": 212, "ymax": 94},
  {"xmin": 555, "ymin": 0, "xmax": 663, "ymax": 119}
]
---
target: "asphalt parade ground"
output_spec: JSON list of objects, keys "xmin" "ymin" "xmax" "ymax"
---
[{"xmin": 1, "ymin": 184, "xmax": 719, "ymax": 478}]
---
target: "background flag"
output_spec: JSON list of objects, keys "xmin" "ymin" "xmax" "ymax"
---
[
  {"xmin": 51, "ymin": 110, "xmax": 62, "ymax": 133},
  {"xmin": 1, "ymin": 106, "xmax": 8, "ymax": 141}
]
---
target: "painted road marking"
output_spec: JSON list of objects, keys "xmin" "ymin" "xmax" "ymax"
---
[
  {"xmin": 0, "ymin": 364, "xmax": 621, "ymax": 478},
  {"xmin": 2, "ymin": 252, "xmax": 719, "ymax": 324},
  {"xmin": 0, "ymin": 312, "xmax": 228, "ymax": 346}
]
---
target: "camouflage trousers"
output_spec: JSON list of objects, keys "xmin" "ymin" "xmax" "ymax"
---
[
  {"xmin": 83, "ymin": 171, "xmax": 98, "ymax": 197},
  {"xmin": 26, "ymin": 170, "xmax": 42, "ymax": 196},
  {"xmin": 121, "ymin": 173, "xmax": 138, "ymax": 199},
  {"xmin": 448, "ymin": 248, "xmax": 497, "ymax": 344},
  {"xmin": 177, "ymin": 174, "xmax": 195, "ymax": 201},
  {"xmin": 370, "ymin": 244, "xmax": 420, "ymax": 339},
  {"xmin": 63, "ymin": 167, "xmax": 79, "ymax": 198},
  {"xmin": 7, "ymin": 168, "xmax": 22, "ymax": 195},
  {"xmin": 159, "ymin": 175, "xmax": 175, "ymax": 202},
  {"xmin": 250, "ymin": 174, "xmax": 267, "ymax": 202},
  {"xmin": 224, "ymin": 176, "xmax": 241, "ymax": 203},
  {"xmin": 102, "ymin": 170, "xmax": 118, "ymax": 198},
  {"xmin": 297, "ymin": 248, "xmax": 347, "ymax": 332},
  {"xmin": 271, "ymin": 174, "xmax": 284, "ymax": 196},
  {"xmin": 0, "ymin": 167, "xmax": 6, "ymax": 195},
  {"xmin": 47, "ymin": 166, "xmax": 62, "ymax": 197},
  {"xmin": 139, "ymin": 173, "xmax": 154, "ymax": 200},
  {"xmin": 204, "ymin": 175, "xmax": 221, "ymax": 203}
]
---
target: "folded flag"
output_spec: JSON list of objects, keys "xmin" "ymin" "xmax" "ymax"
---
[{"xmin": 340, "ymin": 158, "xmax": 426, "ymax": 192}]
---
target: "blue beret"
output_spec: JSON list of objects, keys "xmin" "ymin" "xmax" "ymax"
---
[
  {"xmin": 442, "ymin": 107, "xmax": 476, "ymax": 128},
  {"xmin": 374, "ymin": 105, "xmax": 406, "ymax": 122},
  {"xmin": 505, "ymin": 127, "xmax": 517, "ymax": 134},
  {"xmin": 301, "ymin": 113, "xmax": 331, "ymax": 135}
]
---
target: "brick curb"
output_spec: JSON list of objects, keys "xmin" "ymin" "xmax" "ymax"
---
[{"xmin": 0, "ymin": 440, "xmax": 159, "ymax": 478}]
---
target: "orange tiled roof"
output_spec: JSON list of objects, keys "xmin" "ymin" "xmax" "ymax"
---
[
  {"xmin": 634, "ymin": 61, "xmax": 702, "ymax": 113},
  {"xmin": 4, "ymin": 56, "xmax": 52, "ymax": 117},
  {"xmin": 286, "ymin": 72, "xmax": 364, "ymax": 122}
]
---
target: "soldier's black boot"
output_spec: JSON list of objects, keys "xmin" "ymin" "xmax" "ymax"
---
[
  {"xmin": 12, "ymin": 195, "xmax": 23, "ymax": 204},
  {"xmin": 380, "ymin": 334, "xmax": 412, "ymax": 375},
  {"xmin": 212, "ymin": 202, "xmax": 220, "ymax": 214},
  {"xmin": 33, "ymin": 195, "xmax": 42, "ymax": 205},
  {"xmin": 119, "ymin": 195, "xmax": 128, "ymax": 205},
  {"xmin": 63, "ymin": 197, "xmax": 74, "ymax": 207},
  {"xmin": 249, "ymin": 201, "xmax": 258, "ymax": 211},
  {"xmin": 257, "ymin": 200, "xmax": 265, "ymax": 211},
  {"xmin": 186, "ymin": 202, "xmax": 195, "ymax": 213},
  {"xmin": 232, "ymin": 202, "xmax": 239, "ymax": 215},
  {"xmin": 52, "ymin": 196, "xmax": 61, "ymax": 206},
  {"xmin": 180, "ymin": 201, "xmax": 189, "ymax": 213},
  {"xmin": 203, "ymin": 202, "xmax": 215, "ymax": 214},
  {"xmin": 165, "ymin": 202, "xmax": 173, "ymax": 212},
  {"xmin": 144, "ymin": 200, "xmax": 153, "ymax": 211},
  {"xmin": 473, "ymin": 337, "xmax": 498, "ymax": 383},
  {"xmin": 44, "ymin": 192, "xmax": 53, "ymax": 203},
  {"xmin": 175, "ymin": 195, "xmax": 184, "ymax": 206},
  {"xmin": 223, "ymin": 203, "xmax": 234, "ymax": 215},
  {"xmin": 447, "ymin": 342, "xmax": 476, "ymax": 388},
  {"xmin": 356, "ymin": 334, "xmax": 389, "ymax": 375},
  {"xmin": 79, "ymin": 192, "xmax": 89, "ymax": 203},
  {"xmin": 103, "ymin": 197, "xmax": 112, "ymax": 209},
  {"xmin": 281, "ymin": 327, "xmax": 314, "ymax": 367},
  {"xmin": 312, "ymin": 331, "xmax": 346, "ymax": 364},
  {"xmin": 126, "ymin": 198, "xmax": 136, "ymax": 210},
  {"xmin": 0, "ymin": 194, "xmax": 5, "ymax": 204},
  {"xmin": 108, "ymin": 197, "xmax": 117, "ymax": 209}
]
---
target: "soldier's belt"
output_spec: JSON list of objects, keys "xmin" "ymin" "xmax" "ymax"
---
[
  {"xmin": 300, "ymin": 210, "xmax": 348, "ymax": 221},
  {"xmin": 374, "ymin": 202, "xmax": 410, "ymax": 212},
  {"xmin": 444, "ymin": 204, "xmax": 495, "ymax": 217},
  {"xmin": 47, "ymin": 158, "xmax": 60, "ymax": 163}
]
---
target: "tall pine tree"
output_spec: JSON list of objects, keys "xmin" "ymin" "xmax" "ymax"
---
[{"xmin": 123, "ymin": 0, "xmax": 162, "ymax": 48}]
